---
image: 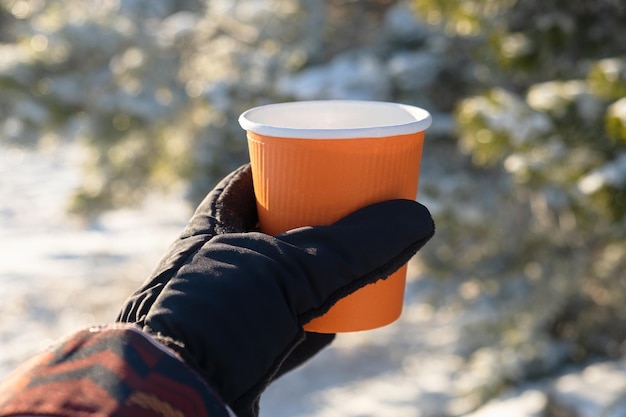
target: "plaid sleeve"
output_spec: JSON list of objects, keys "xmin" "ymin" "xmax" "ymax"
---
[{"xmin": 0, "ymin": 324, "xmax": 235, "ymax": 417}]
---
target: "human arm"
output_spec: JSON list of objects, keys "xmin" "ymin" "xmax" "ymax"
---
[{"xmin": 0, "ymin": 164, "xmax": 435, "ymax": 417}]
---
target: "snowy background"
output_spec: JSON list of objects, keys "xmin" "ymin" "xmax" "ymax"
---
[
  {"xmin": 2, "ymin": 0, "xmax": 626, "ymax": 415},
  {"xmin": 0, "ymin": 142, "xmax": 189, "ymax": 376}
]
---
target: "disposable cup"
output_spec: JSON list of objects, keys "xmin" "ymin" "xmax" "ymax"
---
[{"xmin": 239, "ymin": 100, "xmax": 431, "ymax": 333}]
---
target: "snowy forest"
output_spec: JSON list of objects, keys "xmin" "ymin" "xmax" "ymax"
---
[{"xmin": 1, "ymin": 0, "xmax": 626, "ymax": 416}]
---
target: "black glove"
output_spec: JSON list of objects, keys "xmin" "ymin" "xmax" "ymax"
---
[{"xmin": 117, "ymin": 164, "xmax": 435, "ymax": 417}]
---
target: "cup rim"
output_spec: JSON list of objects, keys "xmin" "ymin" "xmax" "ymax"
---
[{"xmin": 238, "ymin": 100, "xmax": 432, "ymax": 139}]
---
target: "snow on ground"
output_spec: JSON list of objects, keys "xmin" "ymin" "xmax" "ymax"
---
[{"xmin": 0, "ymin": 142, "xmax": 191, "ymax": 378}]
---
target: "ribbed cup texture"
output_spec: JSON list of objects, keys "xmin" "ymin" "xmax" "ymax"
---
[{"xmin": 247, "ymin": 131, "xmax": 425, "ymax": 332}]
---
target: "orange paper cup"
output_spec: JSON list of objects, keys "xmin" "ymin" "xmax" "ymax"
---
[{"xmin": 238, "ymin": 100, "xmax": 431, "ymax": 333}]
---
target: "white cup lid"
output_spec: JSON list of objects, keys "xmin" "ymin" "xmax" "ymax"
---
[{"xmin": 239, "ymin": 100, "xmax": 432, "ymax": 139}]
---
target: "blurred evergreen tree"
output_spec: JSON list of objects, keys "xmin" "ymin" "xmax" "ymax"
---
[
  {"xmin": 0, "ymin": 0, "xmax": 400, "ymax": 215},
  {"xmin": 412, "ymin": 0, "xmax": 626, "ymax": 366}
]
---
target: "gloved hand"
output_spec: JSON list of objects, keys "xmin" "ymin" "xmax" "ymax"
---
[{"xmin": 117, "ymin": 164, "xmax": 435, "ymax": 417}]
